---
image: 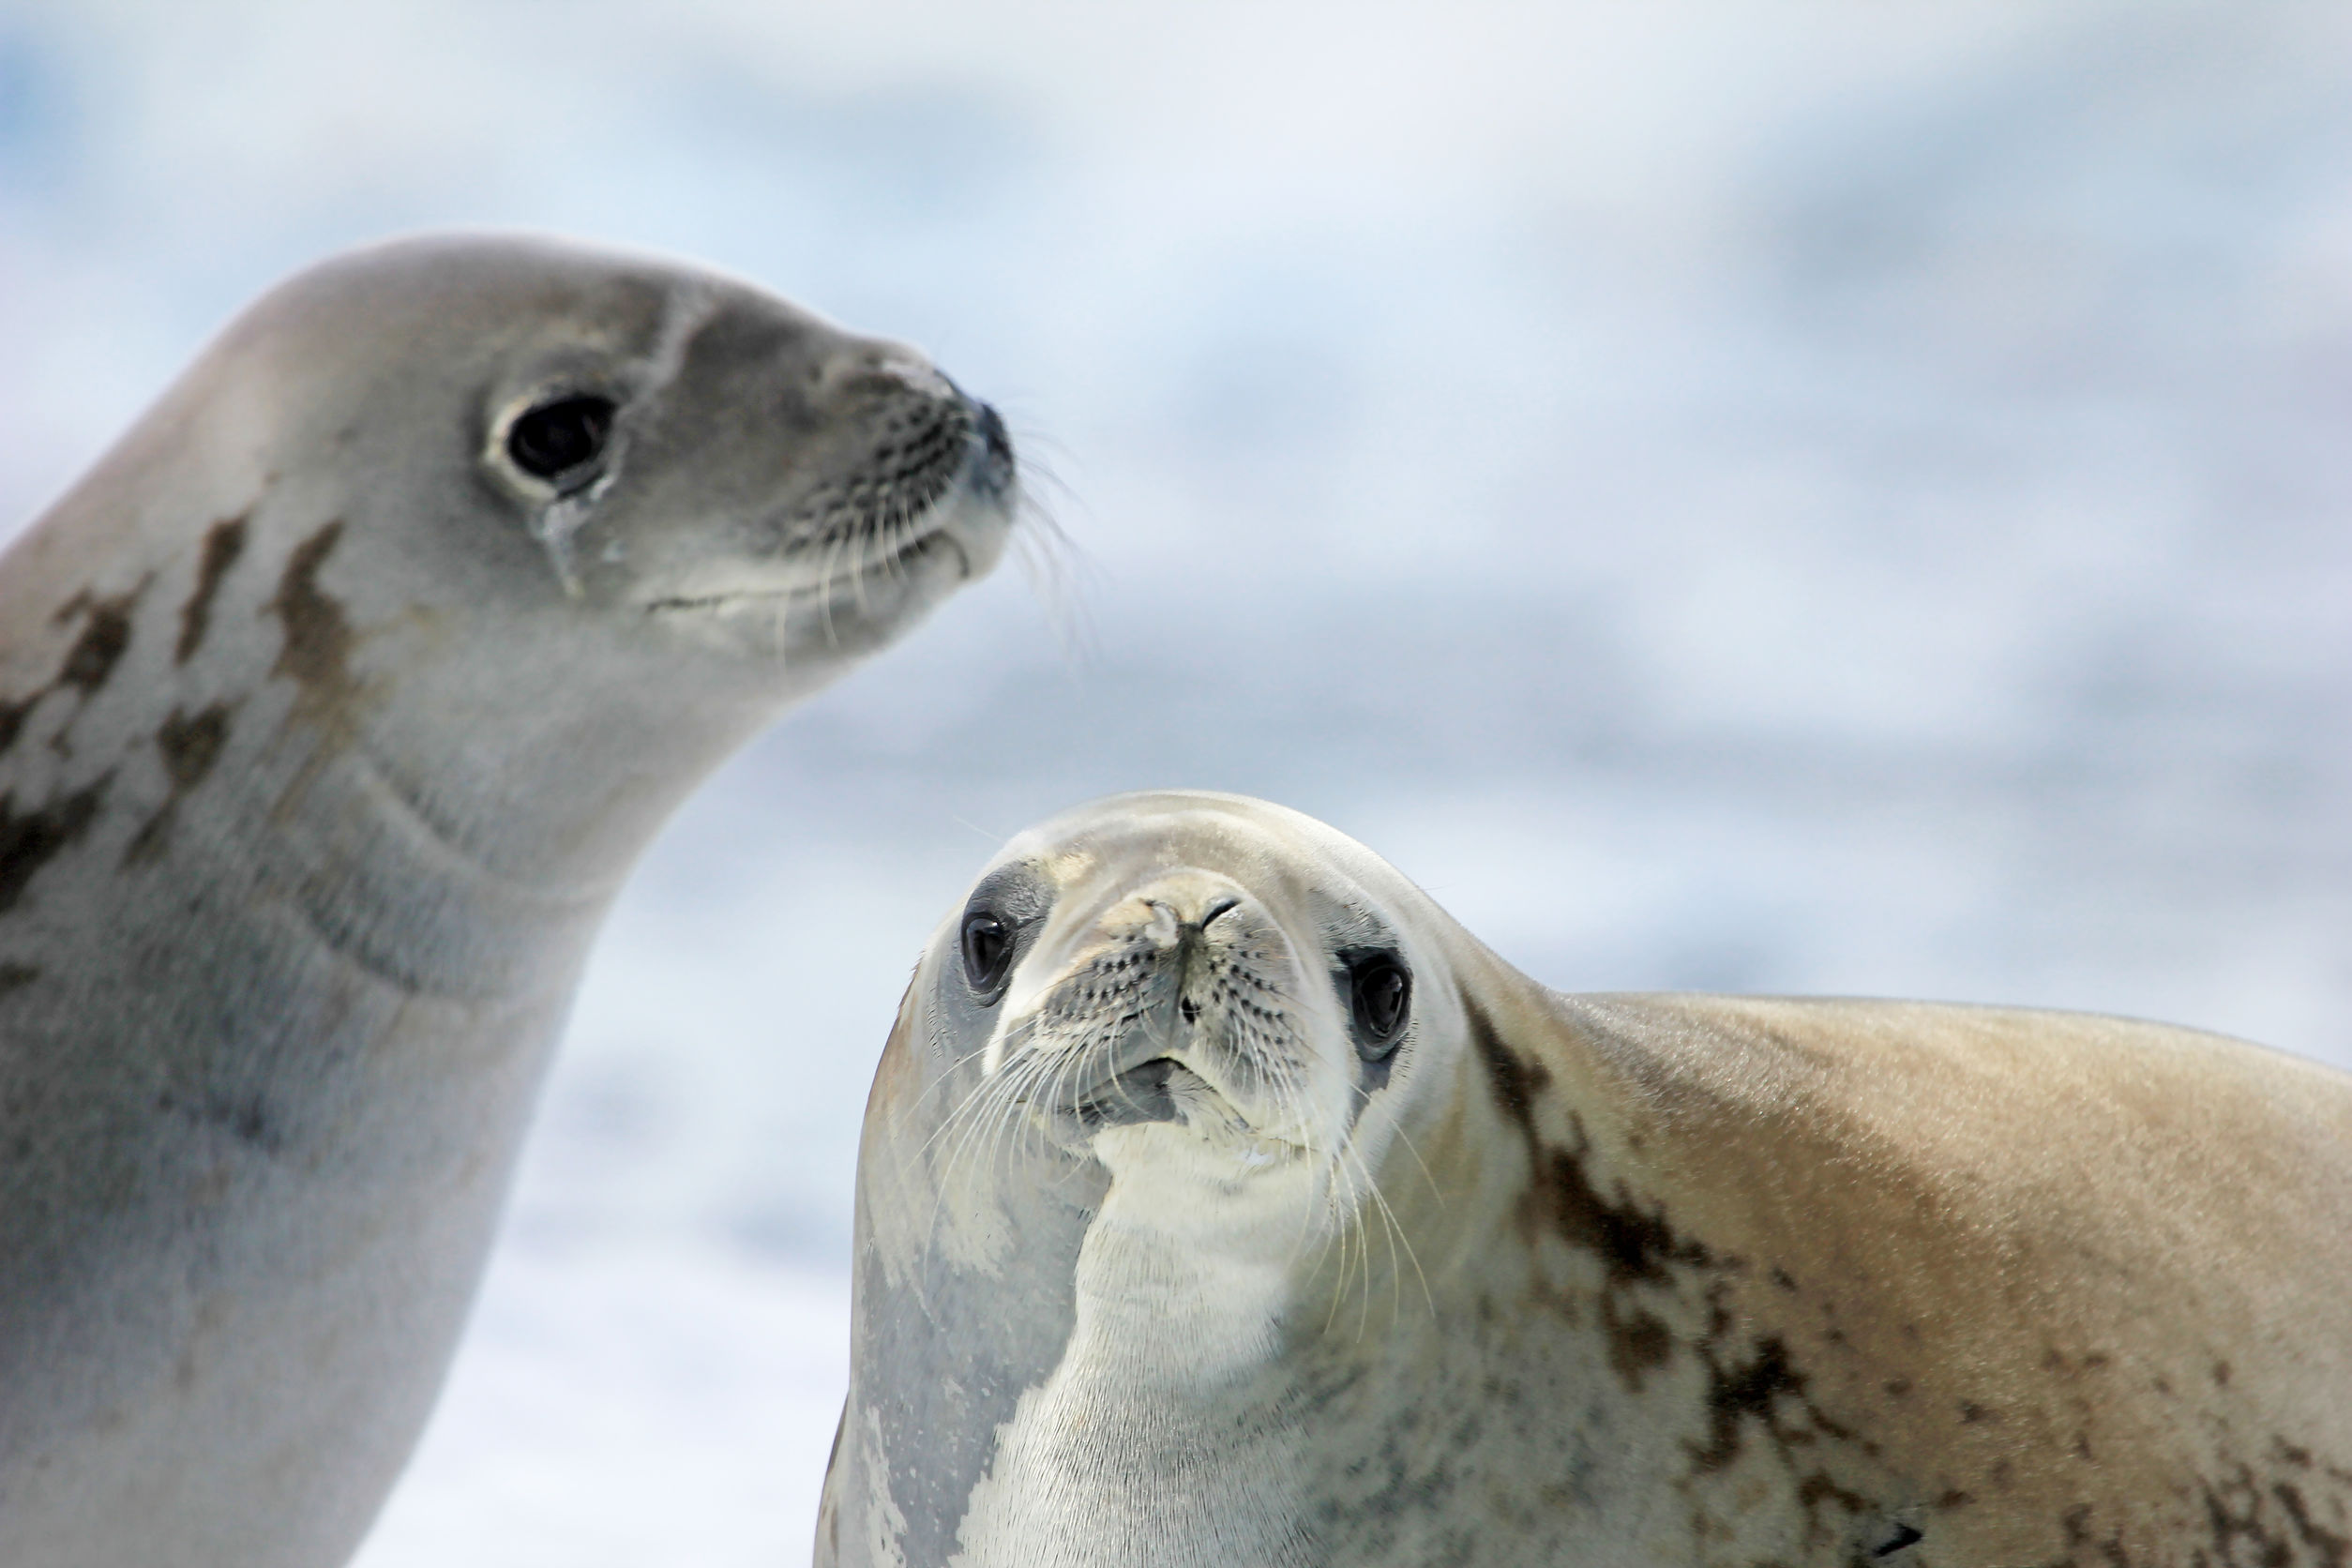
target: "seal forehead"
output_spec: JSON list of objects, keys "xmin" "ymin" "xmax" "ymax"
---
[{"xmin": 997, "ymin": 791, "xmax": 1402, "ymax": 920}]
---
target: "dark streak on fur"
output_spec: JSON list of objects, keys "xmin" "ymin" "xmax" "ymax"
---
[
  {"xmin": 177, "ymin": 514, "xmax": 249, "ymax": 664},
  {"xmin": 1465, "ymin": 989, "xmax": 1943, "ymax": 1558},
  {"xmin": 1465, "ymin": 994, "xmax": 1711, "ymax": 1282},
  {"xmin": 0, "ymin": 698, "xmax": 33, "ymax": 758},
  {"xmin": 1542, "ymin": 1127, "xmax": 1714, "ymax": 1285},
  {"xmin": 55, "ymin": 589, "xmax": 139, "ymax": 694},
  {"xmin": 267, "ymin": 522, "xmax": 355, "ymax": 709},
  {"xmin": 0, "ymin": 580, "xmax": 153, "ymax": 761},
  {"xmin": 122, "ymin": 702, "xmax": 235, "ymax": 867},
  {"xmin": 157, "ymin": 704, "xmax": 232, "ymax": 791},
  {"xmin": 1691, "ymin": 1334, "xmax": 1809, "ymax": 1470},
  {"xmin": 0, "ymin": 775, "xmax": 110, "ymax": 913},
  {"xmin": 2274, "ymin": 1479, "xmax": 2352, "ymax": 1568},
  {"xmin": 1465, "ymin": 991, "xmax": 1714, "ymax": 1395},
  {"xmin": 263, "ymin": 521, "xmax": 378, "ymax": 799}
]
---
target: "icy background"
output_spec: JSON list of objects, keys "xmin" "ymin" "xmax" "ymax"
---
[{"xmin": 4, "ymin": 0, "xmax": 2351, "ymax": 1560}]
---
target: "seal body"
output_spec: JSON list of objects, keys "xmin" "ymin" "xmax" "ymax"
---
[
  {"xmin": 0, "ymin": 234, "xmax": 1016, "ymax": 1567},
  {"xmin": 822, "ymin": 792, "xmax": 2352, "ymax": 1568}
]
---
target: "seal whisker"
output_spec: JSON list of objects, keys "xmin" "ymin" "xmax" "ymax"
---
[
  {"xmin": 845, "ymin": 501, "xmax": 882, "ymax": 618},
  {"xmin": 915, "ymin": 1048, "xmax": 1057, "ymax": 1264},
  {"xmin": 1345, "ymin": 1137, "xmax": 1430, "ymax": 1330},
  {"xmin": 1351, "ymin": 1075, "xmax": 1446, "ymax": 1209},
  {"xmin": 813, "ymin": 528, "xmax": 849, "ymax": 649}
]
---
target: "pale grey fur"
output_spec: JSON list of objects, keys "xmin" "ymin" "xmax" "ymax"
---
[{"xmin": 0, "ymin": 234, "xmax": 1014, "ymax": 1568}]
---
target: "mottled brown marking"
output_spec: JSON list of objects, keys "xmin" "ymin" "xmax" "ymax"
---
[
  {"xmin": 123, "ymin": 702, "xmax": 236, "ymax": 867},
  {"xmin": 2205, "ymin": 1466, "xmax": 2297, "ymax": 1568},
  {"xmin": 1602, "ymin": 1294, "xmax": 1673, "ymax": 1386},
  {"xmin": 0, "ymin": 776, "xmax": 109, "ymax": 913},
  {"xmin": 56, "ymin": 591, "xmax": 138, "ymax": 694},
  {"xmin": 1691, "ymin": 1334, "xmax": 1806, "ymax": 1470},
  {"xmin": 158, "ymin": 703, "xmax": 232, "ymax": 789},
  {"xmin": 1539, "ymin": 1136, "xmax": 1712, "ymax": 1283},
  {"xmin": 2274, "ymin": 1481, "xmax": 2351, "ymax": 1568},
  {"xmin": 1795, "ymin": 1469, "xmax": 1871, "ymax": 1525},
  {"xmin": 0, "ymin": 960, "xmax": 39, "ymax": 995},
  {"xmin": 0, "ymin": 697, "xmax": 35, "ymax": 758},
  {"xmin": 263, "ymin": 521, "xmax": 377, "ymax": 795},
  {"xmin": 1465, "ymin": 994, "xmax": 1550, "ymax": 1135},
  {"xmin": 1467, "ymin": 995, "xmax": 1711, "ymax": 1286},
  {"xmin": 177, "ymin": 514, "xmax": 249, "ymax": 664},
  {"xmin": 267, "ymin": 522, "xmax": 354, "ymax": 702},
  {"xmin": 1466, "ymin": 992, "xmax": 1729, "ymax": 1399}
]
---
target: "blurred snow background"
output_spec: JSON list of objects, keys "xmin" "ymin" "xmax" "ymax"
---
[{"xmin": 4, "ymin": 0, "xmax": 2351, "ymax": 1560}]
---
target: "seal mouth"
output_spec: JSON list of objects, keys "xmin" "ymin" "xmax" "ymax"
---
[
  {"xmin": 1038, "ymin": 1049, "xmax": 1311, "ymax": 1162},
  {"xmin": 1065, "ymin": 1055, "xmax": 1189, "ymax": 1130},
  {"xmin": 640, "ymin": 395, "xmax": 1011, "ymax": 617},
  {"xmin": 639, "ymin": 524, "xmax": 972, "ymax": 616}
]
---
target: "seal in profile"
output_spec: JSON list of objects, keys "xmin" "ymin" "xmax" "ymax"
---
[
  {"xmin": 822, "ymin": 791, "xmax": 2352, "ymax": 1568},
  {"xmin": 0, "ymin": 233, "xmax": 1016, "ymax": 1568}
]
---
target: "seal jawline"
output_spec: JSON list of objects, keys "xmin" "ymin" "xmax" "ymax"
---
[{"xmin": 638, "ymin": 514, "xmax": 972, "ymax": 616}]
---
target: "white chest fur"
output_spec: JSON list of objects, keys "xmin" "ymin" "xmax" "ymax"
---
[{"xmin": 950, "ymin": 1125, "xmax": 1320, "ymax": 1568}]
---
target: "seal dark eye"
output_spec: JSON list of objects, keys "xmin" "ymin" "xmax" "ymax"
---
[
  {"xmin": 506, "ymin": 394, "xmax": 615, "ymax": 482},
  {"xmin": 1349, "ymin": 953, "xmax": 1411, "ymax": 1057},
  {"xmin": 961, "ymin": 910, "xmax": 1016, "ymax": 1001}
]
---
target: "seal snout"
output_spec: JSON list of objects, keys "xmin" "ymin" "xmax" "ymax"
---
[
  {"xmin": 782, "ymin": 349, "xmax": 1014, "ymax": 567},
  {"xmin": 966, "ymin": 400, "xmax": 1017, "ymax": 498},
  {"xmin": 1009, "ymin": 871, "xmax": 1322, "ymax": 1143}
]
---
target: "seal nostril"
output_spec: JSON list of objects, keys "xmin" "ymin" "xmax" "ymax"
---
[
  {"xmin": 966, "ymin": 400, "xmax": 1016, "ymax": 497},
  {"xmin": 1201, "ymin": 896, "xmax": 1241, "ymax": 927},
  {"xmin": 976, "ymin": 402, "xmax": 1013, "ymax": 466}
]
